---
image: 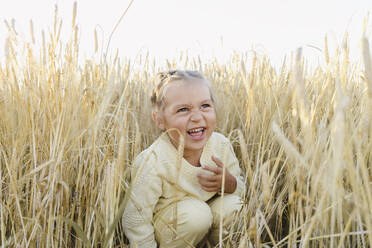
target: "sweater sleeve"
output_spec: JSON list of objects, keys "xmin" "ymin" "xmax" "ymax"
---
[
  {"xmin": 122, "ymin": 151, "xmax": 162, "ymax": 248},
  {"xmin": 222, "ymin": 137, "xmax": 245, "ymax": 197}
]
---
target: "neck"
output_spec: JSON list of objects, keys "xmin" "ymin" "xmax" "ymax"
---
[
  {"xmin": 166, "ymin": 134, "xmax": 203, "ymax": 166},
  {"xmin": 183, "ymin": 149, "xmax": 202, "ymax": 167}
]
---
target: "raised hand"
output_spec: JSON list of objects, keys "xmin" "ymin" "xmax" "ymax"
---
[{"xmin": 197, "ymin": 155, "xmax": 237, "ymax": 193}]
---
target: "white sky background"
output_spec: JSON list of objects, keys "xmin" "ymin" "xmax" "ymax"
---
[{"xmin": 1, "ymin": 0, "xmax": 372, "ymax": 67}]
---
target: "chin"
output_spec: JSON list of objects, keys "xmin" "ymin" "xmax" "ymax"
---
[
  {"xmin": 185, "ymin": 142, "xmax": 207, "ymax": 151},
  {"xmin": 185, "ymin": 135, "xmax": 210, "ymax": 151}
]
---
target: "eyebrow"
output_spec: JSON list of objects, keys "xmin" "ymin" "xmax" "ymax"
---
[
  {"xmin": 173, "ymin": 103, "xmax": 190, "ymax": 109},
  {"xmin": 172, "ymin": 99, "xmax": 212, "ymax": 109}
]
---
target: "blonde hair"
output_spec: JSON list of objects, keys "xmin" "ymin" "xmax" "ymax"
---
[{"xmin": 151, "ymin": 70, "xmax": 214, "ymax": 110}]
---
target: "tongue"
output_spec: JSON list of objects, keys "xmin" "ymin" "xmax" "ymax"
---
[{"xmin": 189, "ymin": 130, "xmax": 203, "ymax": 137}]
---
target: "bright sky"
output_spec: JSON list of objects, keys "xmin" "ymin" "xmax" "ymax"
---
[{"xmin": 1, "ymin": 0, "xmax": 372, "ymax": 67}]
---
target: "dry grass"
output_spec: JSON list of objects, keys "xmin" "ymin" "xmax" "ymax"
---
[{"xmin": 1, "ymin": 7, "xmax": 372, "ymax": 248}]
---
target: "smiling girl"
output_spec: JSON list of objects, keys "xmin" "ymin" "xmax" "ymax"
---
[{"xmin": 122, "ymin": 70, "xmax": 244, "ymax": 248}]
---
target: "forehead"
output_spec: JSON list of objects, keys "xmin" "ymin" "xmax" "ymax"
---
[{"xmin": 163, "ymin": 79, "xmax": 212, "ymax": 106}]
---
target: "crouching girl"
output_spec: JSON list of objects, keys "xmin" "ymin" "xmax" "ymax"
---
[{"xmin": 123, "ymin": 70, "xmax": 244, "ymax": 248}]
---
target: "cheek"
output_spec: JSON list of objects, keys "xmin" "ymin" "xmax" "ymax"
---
[
  {"xmin": 164, "ymin": 116, "xmax": 188, "ymax": 131},
  {"xmin": 207, "ymin": 112, "xmax": 216, "ymax": 125},
  {"xmin": 166, "ymin": 120, "xmax": 188, "ymax": 144},
  {"xmin": 168, "ymin": 129, "xmax": 181, "ymax": 143}
]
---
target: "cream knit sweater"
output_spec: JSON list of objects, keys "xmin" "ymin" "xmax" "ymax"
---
[{"xmin": 122, "ymin": 132, "xmax": 244, "ymax": 248}]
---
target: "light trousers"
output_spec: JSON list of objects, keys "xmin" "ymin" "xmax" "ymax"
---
[{"xmin": 153, "ymin": 194, "xmax": 242, "ymax": 248}]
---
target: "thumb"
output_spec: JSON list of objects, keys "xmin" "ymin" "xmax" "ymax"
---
[{"xmin": 212, "ymin": 155, "xmax": 223, "ymax": 168}]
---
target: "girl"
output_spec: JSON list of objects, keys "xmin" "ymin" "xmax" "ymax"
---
[{"xmin": 122, "ymin": 70, "xmax": 244, "ymax": 248}]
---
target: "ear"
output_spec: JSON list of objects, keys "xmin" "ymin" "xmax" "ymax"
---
[{"xmin": 152, "ymin": 110, "xmax": 165, "ymax": 130}]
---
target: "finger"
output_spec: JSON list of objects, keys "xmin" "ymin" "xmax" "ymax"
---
[
  {"xmin": 201, "ymin": 186, "xmax": 219, "ymax": 192},
  {"xmin": 202, "ymin": 165, "xmax": 221, "ymax": 174},
  {"xmin": 212, "ymin": 155, "xmax": 224, "ymax": 168},
  {"xmin": 197, "ymin": 173, "xmax": 220, "ymax": 182},
  {"xmin": 198, "ymin": 179, "xmax": 219, "ymax": 188}
]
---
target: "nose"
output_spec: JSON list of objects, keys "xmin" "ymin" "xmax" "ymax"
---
[{"xmin": 190, "ymin": 110, "xmax": 202, "ymax": 122}]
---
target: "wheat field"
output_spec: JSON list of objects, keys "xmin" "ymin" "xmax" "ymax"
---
[{"xmin": 0, "ymin": 6, "xmax": 372, "ymax": 248}]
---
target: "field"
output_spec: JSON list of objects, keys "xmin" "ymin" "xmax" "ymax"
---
[{"xmin": 1, "ymin": 8, "xmax": 372, "ymax": 248}]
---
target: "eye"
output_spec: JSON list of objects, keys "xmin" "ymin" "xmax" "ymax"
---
[
  {"xmin": 176, "ymin": 107, "xmax": 188, "ymax": 113},
  {"xmin": 201, "ymin": 103, "xmax": 211, "ymax": 109}
]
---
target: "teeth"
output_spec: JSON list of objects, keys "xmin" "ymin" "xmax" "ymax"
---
[{"xmin": 188, "ymin": 128, "xmax": 204, "ymax": 133}]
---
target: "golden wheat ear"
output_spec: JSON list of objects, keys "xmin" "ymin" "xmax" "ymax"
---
[{"xmin": 1, "ymin": 4, "xmax": 372, "ymax": 247}]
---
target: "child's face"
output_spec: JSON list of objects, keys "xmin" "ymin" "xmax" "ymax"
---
[{"xmin": 156, "ymin": 79, "xmax": 216, "ymax": 156}]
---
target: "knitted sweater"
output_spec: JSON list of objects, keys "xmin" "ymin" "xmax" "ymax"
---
[{"xmin": 122, "ymin": 132, "xmax": 244, "ymax": 248}]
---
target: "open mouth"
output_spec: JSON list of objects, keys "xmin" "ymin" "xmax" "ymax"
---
[{"xmin": 187, "ymin": 127, "xmax": 206, "ymax": 140}]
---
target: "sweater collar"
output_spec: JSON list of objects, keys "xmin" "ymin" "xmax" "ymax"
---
[{"xmin": 158, "ymin": 132, "xmax": 214, "ymax": 168}]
